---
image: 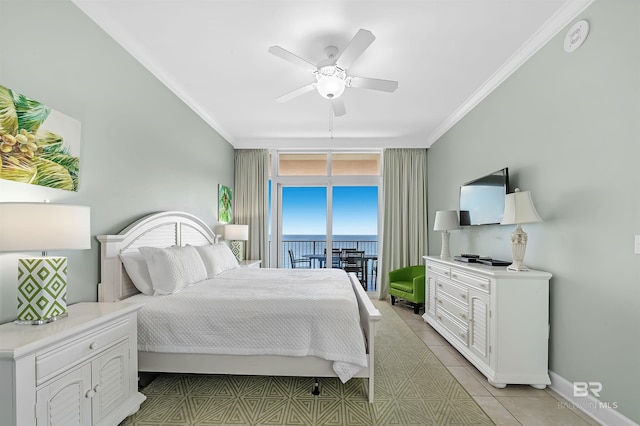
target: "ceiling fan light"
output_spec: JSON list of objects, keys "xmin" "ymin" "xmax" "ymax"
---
[{"xmin": 316, "ymin": 75, "xmax": 346, "ymax": 99}]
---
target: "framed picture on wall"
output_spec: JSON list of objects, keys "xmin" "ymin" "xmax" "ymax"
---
[
  {"xmin": 218, "ymin": 184, "xmax": 232, "ymax": 223},
  {"xmin": 0, "ymin": 84, "xmax": 82, "ymax": 191}
]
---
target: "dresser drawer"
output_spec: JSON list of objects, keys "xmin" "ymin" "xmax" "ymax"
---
[
  {"xmin": 36, "ymin": 318, "xmax": 129, "ymax": 384},
  {"xmin": 436, "ymin": 309, "xmax": 468, "ymax": 346},
  {"xmin": 436, "ymin": 292, "xmax": 469, "ymax": 323},
  {"xmin": 427, "ymin": 263, "xmax": 450, "ymax": 278},
  {"xmin": 451, "ymin": 269, "xmax": 491, "ymax": 293},
  {"xmin": 436, "ymin": 277, "xmax": 469, "ymax": 305}
]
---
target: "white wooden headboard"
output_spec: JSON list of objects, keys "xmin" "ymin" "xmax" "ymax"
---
[{"xmin": 97, "ymin": 211, "xmax": 217, "ymax": 302}]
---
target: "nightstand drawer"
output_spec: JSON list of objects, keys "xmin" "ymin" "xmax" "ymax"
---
[{"xmin": 36, "ymin": 318, "xmax": 129, "ymax": 384}]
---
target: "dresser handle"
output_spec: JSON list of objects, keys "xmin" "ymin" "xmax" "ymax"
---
[
  {"xmin": 452, "ymin": 273, "xmax": 457, "ymax": 278},
  {"xmin": 460, "ymin": 294, "xmax": 467, "ymax": 300},
  {"xmin": 459, "ymin": 332, "xmax": 466, "ymax": 339},
  {"xmin": 437, "ymin": 299, "xmax": 442, "ymax": 304},
  {"xmin": 93, "ymin": 384, "xmax": 102, "ymax": 393},
  {"xmin": 437, "ymin": 315, "xmax": 442, "ymax": 321},
  {"xmin": 437, "ymin": 283, "xmax": 442, "ymax": 288},
  {"xmin": 459, "ymin": 313, "xmax": 467, "ymax": 320},
  {"xmin": 89, "ymin": 342, "xmax": 99, "ymax": 350},
  {"xmin": 85, "ymin": 389, "xmax": 95, "ymax": 399}
]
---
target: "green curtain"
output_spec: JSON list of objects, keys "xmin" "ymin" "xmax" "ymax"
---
[
  {"xmin": 379, "ymin": 148, "xmax": 428, "ymax": 299},
  {"xmin": 234, "ymin": 149, "xmax": 269, "ymax": 264}
]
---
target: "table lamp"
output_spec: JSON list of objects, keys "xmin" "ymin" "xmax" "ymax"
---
[
  {"xmin": 433, "ymin": 210, "xmax": 460, "ymax": 258},
  {"xmin": 225, "ymin": 224, "xmax": 249, "ymax": 261},
  {"xmin": 500, "ymin": 188, "xmax": 542, "ymax": 271},
  {"xmin": 0, "ymin": 202, "xmax": 91, "ymax": 324}
]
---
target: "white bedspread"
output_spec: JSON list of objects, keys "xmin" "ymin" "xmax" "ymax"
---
[{"xmin": 128, "ymin": 267, "xmax": 367, "ymax": 382}]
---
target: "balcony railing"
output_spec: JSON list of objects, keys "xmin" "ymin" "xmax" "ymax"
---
[{"xmin": 279, "ymin": 239, "xmax": 378, "ymax": 291}]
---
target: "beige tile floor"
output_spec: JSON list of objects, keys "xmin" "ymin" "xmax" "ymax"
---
[{"xmin": 390, "ymin": 302, "xmax": 603, "ymax": 426}]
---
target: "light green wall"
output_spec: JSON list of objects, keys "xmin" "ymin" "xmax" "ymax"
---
[
  {"xmin": 0, "ymin": 0, "xmax": 234, "ymax": 322},
  {"xmin": 427, "ymin": 0, "xmax": 640, "ymax": 422}
]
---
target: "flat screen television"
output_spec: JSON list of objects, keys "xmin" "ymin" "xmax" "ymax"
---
[{"xmin": 459, "ymin": 168, "xmax": 509, "ymax": 226}]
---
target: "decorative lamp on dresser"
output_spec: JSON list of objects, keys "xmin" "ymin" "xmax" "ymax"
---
[
  {"xmin": 0, "ymin": 302, "xmax": 145, "ymax": 426},
  {"xmin": 423, "ymin": 255, "xmax": 552, "ymax": 389}
]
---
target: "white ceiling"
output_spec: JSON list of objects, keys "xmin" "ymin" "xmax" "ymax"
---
[{"xmin": 72, "ymin": 0, "xmax": 593, "ymax": 150}]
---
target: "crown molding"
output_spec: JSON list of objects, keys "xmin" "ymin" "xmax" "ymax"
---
[{"xmin": 426, "ymin": 0, "xmax": 595, "ymax": 148}]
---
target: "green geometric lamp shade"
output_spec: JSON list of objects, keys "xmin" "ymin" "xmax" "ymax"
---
[{"xmin": 16, "ymin": 257, "xmax": 68, "ymax": 324}]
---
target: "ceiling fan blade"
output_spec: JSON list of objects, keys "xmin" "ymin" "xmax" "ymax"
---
[
  {"xmin": 332, "ymin": 98, "xmax": 346, "ymax": 117},
  {"xmin": 268, "ymin": 46, "xmax": 317, "ymax": 72},
  {"xmin": 275, "ymin": 84, "xmax": 316, "ymax": 103},
  {"xmin": 335, "ymin": 29, "xmax": 375, "ymax": 70},
  {"xmin": 348, "ymin": 76, "xmax": 398, "ymax": 92}
]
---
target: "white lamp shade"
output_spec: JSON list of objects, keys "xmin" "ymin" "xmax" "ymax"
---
[
  {"xmin": 0, "ymin": 203, "xmax": 91, "ymax": 252},
  {"xmin": 433, "ymin": 210, "xmax": 460, "ymax": 231},
  {"xmin": 225, "ymin": 224, "xmax": 249, "ymax": 241},
  {"xmin": 501, "ymin": 189, "xmax": 542, "ymax": 225}
]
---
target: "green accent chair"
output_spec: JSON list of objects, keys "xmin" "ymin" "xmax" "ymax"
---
[{"xmin": 389, "ymin": 265, "xmax": 425, "ymax": 314}]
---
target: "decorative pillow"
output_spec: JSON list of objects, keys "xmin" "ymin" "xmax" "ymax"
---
[
  {"xmin": 139, "ymin": 245, "xmax": 207, "ymax": 295},
  {"xmin": 119, "ymin": 252, "xmax": 154, "ymax": 295},
  {"xmin": 192, "ymin": 243, "xmax": 239, "ymax": 277}
]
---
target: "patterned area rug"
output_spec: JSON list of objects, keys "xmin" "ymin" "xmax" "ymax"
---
[{"xmin": 120, "ymin": 301, "xmax": 493, "ymax": 425}]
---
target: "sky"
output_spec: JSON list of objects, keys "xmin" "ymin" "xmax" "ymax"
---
[{"xmin": 282, "ymin": 186, "xmax": 378, "ymax": 235}]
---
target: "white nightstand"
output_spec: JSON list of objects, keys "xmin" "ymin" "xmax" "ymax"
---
[
  {"xmin": 0, "ymin": 302, "xmax": 146, "ymax": 426},
  {"xmin": 238, "ymin": 259, "xmax": 261, "ymax": 268}
]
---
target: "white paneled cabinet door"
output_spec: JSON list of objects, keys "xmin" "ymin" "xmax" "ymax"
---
[
  {"xmin": 426, "ymin": 275, "xmax": 437, "ymax": 317},
  {"xmin": 469, "ymin": 291, "xmax": 489, "ymax": 364},
  {"xmin": 36, "ymin": 363, "xmax": 92, "ymax": 426},
  {"xmin": 92, "ymin": 341, "xmax": 130, "ymax": 425}
]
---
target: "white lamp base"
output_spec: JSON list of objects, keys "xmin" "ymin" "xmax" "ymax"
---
[
  {"xmin": 230, "ymin": 240, "xmax": 245, "ymax": 262},
  {"xmin": 440, "ymin": 231, "xmax": 452, "ymax": 259},
  {"xmin": 507, "ymin": 225, "xmax": 530, "ymax": 272},
  {"xmin": 16, "ymin": 256, "xmax": 68, "ymax": 324}
]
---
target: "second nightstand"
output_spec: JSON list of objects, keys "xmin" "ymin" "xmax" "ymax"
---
[{"xmin": 238, "ymin": 259, "xmax": 261, "ymax": 268}]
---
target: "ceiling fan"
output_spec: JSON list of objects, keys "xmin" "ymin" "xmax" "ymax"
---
[{"xmin": 268, "ymin": 29, "xmax": 398, "ymax": 117}]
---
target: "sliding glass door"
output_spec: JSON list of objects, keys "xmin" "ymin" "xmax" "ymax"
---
[
  {"xmin": 270, "ymin": 150, "xmax": 382, "ymax": 292},
  {"xmin": 280, "ymin": 186, "xmax": 327, "ymax": 268},
  {"xmin": 332, "ymin": 186, "xmax": 378, "ymax": 289}
]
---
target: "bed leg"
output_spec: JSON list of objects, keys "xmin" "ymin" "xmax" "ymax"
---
[{"xmin": 312, "ymin": 378, "xmax": 320, "ymax": 396}]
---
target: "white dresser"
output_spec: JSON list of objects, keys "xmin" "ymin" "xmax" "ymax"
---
[
  {"xmin": 0, "ymin": 302, "xmax": 145, "ymax": 426},
  {"xmin": 423, "ymin": 256, "xmax": 552, "ymax": 389}
]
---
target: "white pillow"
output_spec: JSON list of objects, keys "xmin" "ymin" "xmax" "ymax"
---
[
  {"xmin": 192, "ymin": 243, "xmax": 239, "ymax": 277},
  {"xmin": 119, "ymin": 252, "xmax": 153, "ymax": 295},
  {"xmin": 139, "ymin": 245, "xmax": 207, "ymax": 295}
]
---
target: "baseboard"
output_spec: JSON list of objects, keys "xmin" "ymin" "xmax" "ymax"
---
[{"xmin": 549, "ymin": 370, "xmax": 638, "ymax": 426}]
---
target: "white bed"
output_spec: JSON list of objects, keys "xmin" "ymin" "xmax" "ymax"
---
[{"xmin": 97, "ymin": 211, "xmax": 382, "ymax": 402}]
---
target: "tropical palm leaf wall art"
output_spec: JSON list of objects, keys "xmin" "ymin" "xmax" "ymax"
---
[
  {"xmin": 218, "ymin": 184, "xmax": 232, "ymax": 223},
  {"xmin": 0, "ymin": 84, "xmax": 81, "ymax": 191}
]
